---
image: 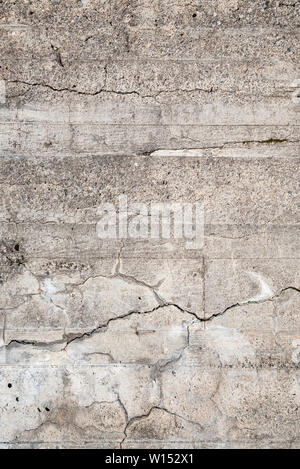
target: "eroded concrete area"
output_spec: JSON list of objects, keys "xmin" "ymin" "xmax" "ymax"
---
[{"xmin": 0, "ymin": 0, "xmax": 299, "ymax": 449}]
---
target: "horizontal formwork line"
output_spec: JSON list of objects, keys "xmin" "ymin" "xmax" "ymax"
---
[
  {"xmin": 2, "ymin": 256, "xmax": 298, "ymax": 261},
  {"xmin": 3, "ymin": 439, "xmax": 295, "ymax": 444},
  {"xmin": 0, "ymin": 364, "xmax": 298, "ymax": 369},
  {"xmin": 5, "ymin": 259, "xmax": 297, "ymax": 263},
  {"xmin": 0, "ymin": 24, "xmax": 296, "ymax": 31},
  {"xmin": 2, "ymin": 54, "xmax": 299, "ymax": 63},
  {"xmin": 0, "ymin": 123, "xmax": 299, "ymax": 127},
  {"xmin": 4, "ymin": 328, "xmax": 286, "ymax": 333},
  {"xmin": 0, "ymin": 222, "xmax": 299, "ymax": 227},
  {"xmin": 3, "ymin": 59, "xmax": 298, "ymax": 67},
  {"xmin": 1, "ymin": 25, "xmax": 297, "ymax": 31},
  {"xmin": 0, "ymin": 154, "xmax": 299, "ymax": 159}
]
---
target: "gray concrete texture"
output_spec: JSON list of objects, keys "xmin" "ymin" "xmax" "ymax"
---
[{"xmin": 0, "ymin": 0, "xmax": 299, "ymax": 449}]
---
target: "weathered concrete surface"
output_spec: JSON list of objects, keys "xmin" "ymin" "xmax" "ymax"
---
[{"xmin": 0, "ymin": 0, "xmax": 299, "ymax": 449}]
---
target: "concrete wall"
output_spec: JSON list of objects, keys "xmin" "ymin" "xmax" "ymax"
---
[{"xmin": 0, "ymin": 0, "xmax": 299, "ymax": 448}]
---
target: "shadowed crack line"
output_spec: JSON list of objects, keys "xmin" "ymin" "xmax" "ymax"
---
[
  {"xmin": 63, "ymin": 302, "xmax": 200, "ymax": 350},
  {"xmin": 8, "ymin": 80, "xmax": 143, "ymax": 97},
  {"xmin": 4, "ymin": 286, "xmax": 300, "ymax": 350},
  {"xmin": 120, "ymin": 405, "xmax": 204, "ymax": 448},
  {"xmin": 13, "ymin": 399, "xmax": 125, "ymax": 441},
  {"xmin": 8, "ymin": 80, "xmax": 217, "ymax": 99},
  {"xmin": 204, "ymin": 285, "xmax": 300, "ymax": 321},
  {"xmin": 4, "ymin": 302, "xmax": 196, "ymax": 349}
]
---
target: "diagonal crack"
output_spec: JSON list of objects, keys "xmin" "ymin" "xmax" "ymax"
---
[
  {"xmin": 4, "ymin": 282, "xmax": 299, "ymax": 350},
  {"xmin": 205, "ymin": 285, "xmax": 300, "ymax": 321},
  {"xmin": 120, "ymin": 405, "xmax": 204, "ymax": 448}
]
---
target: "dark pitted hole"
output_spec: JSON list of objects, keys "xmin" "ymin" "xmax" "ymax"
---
[
  {"xmin": 8, "ymin": 383, "xmax": 12, "ymax": 388},
  {"xmin": 16, "ymin": 397, "xmax": 19, "ymax": 402},
  {"xmin": 45, "ymin": 407, "xmax": 50, "ymax": 412},
  {"xmin": 192, "ymin": 13, "xmax": 197, "ymax": 17},
  {"xmin": 37, "ymin": 408, "xmax": 41, "ymax": 412},
  {"xmin": 14, "ymin": 243, "xmax": 20, "ymax": 252}
]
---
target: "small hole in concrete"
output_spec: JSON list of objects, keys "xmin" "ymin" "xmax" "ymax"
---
[{"xmin": 8, "ymin": 383, "xmax": 12, "ymax": 388}]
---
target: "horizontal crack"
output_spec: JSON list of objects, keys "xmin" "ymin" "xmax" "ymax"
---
[
  {"xmin": 150, "ymin": 139, "xmax": 298, "ymax": 155},
  {"xmin": 8, "ymin": 80, "xmax": 217, "ymax": 98},
  {"xmin": 8, "ymin": 80, "xmax": 143, "ymax": 97}
]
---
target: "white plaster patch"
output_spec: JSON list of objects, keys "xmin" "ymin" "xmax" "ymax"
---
[
  {"xmin": 247, "ymin": 271, "xmax": 273, "ymax": 302},
  {"xmin": 0, "ymin": 80, "xmax": 5, "ymax": 104},
  {"xmin": 150, "ymin": 149, "xmax": 206, "ymax": 157},
  {"xmin": 41, "ymin": 278, "xmax": 57, "ymax": 301},
  {"xmin": 205, "ymin": 326, "xmax": 255, "ymax": 363},
  {"xmin": 291, "ymin": 339, "xmax": 300, "ymax": 364},
  {"xmin": 0, "ymin": 341, "xmax": 5, "ymax": 364},
  {"xmin": 41, "ymin": 278, "xmax": 69, "ymax": 325}
]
